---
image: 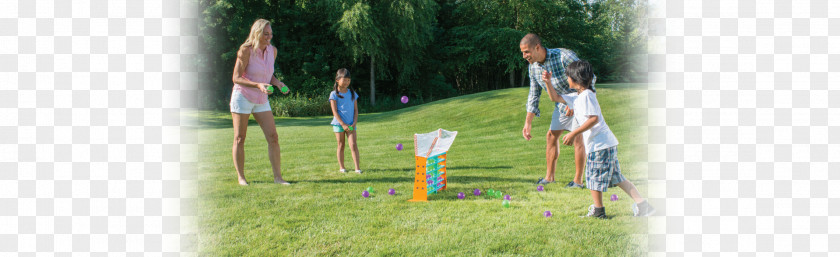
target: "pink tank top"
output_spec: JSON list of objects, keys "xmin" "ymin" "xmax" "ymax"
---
[{"xmin": 233, "ymin": 45, "xmax": 275, "ymax": 104}]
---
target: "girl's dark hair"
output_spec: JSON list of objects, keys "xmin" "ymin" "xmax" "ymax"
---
[
  {"xmin": 334, "ymin": 68, "xmax": 356, "ymax": 100},
  {"xmin": 564, "ymin": 60, "xmax": 594, "ymax": 92}
]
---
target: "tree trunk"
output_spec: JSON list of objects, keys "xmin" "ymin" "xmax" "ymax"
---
[
  {"xmin": 370, "ymin": 55, "xmax": 375, "ymax": 106},
  {"xmin": 509, "ymin": 70, "xmax": 515, "ymax": 88}
]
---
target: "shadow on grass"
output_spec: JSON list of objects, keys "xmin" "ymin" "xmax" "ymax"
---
[
  {"xmin": 196, "ymin": 115, "xmax": 334, "ymax": 129},
  {"xmin": 364, "ymin": 168, "xmax": 415, "ymax": 173},
  {"xmin": 239, "ymin": 180, "xmax": 289, "ymax": 185},
  {"xmin": 363, "ymin": 165, "xmax": 513, "ymax": 173},
  {"xmin": 447, "ymin": 175, "xmax": 533, "ymax": 183},
  {"xmin": 301, "ymin": 174, "xmax": 531, "ymax": 185}
]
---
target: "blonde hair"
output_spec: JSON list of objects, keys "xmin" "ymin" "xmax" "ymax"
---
[{"xmin": 241, "ymin": 19, "xmax": 271, "ymax": 51}]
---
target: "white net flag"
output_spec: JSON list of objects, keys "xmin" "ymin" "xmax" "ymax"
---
[{"xmin": 413, "ymin": 129, "xmax": 458, "ymax": 158}]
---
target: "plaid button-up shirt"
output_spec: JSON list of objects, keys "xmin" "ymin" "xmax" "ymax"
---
[{"xmin": 525, "ymin": 48, "xmax": 595, "ymax": 117}]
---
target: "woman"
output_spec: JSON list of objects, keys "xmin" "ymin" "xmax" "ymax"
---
[{"xmin": 230, "ymin": 19, "xmax": 289, "ymax": 185}]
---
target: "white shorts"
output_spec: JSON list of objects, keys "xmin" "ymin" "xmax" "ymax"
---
[
  {"xmin": 549, "ymin": 102, "xmax": 576, "ymax": 131},
  {"xmin": 230, "ymin": 89, "xmax": 271, "ymax": 114}
]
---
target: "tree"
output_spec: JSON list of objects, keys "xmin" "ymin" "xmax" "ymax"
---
[
  {"xmin": 198, "ymin": 0, "xmax": 648, "ymax": 113},
  {"xmin": 336, "ymin": 0, "xmax": 438, "ymax": 106},
  {"xmin": 336, "ymin": 2, "xmax": 385, "ymax": 105}
]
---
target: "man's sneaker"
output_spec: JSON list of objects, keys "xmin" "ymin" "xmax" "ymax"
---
[
  {"xmin": 582, "ymin": 204, "xmax": 606, "ymax": 219},
  {"xmin": 565, "ymin": 181, "xmax": 585, "ymax": 189},
  {"xmin": 536, "ymin": 178, "xmax": 552, "ymax": 185},
  {"xmin": 355, "ymin": 170, "xmax": 363, "ymax": 174},
  {"xmin": 339, "ymin": 169, "xmax": 347, "ymax": 173},
  {"xmin": 632, "ymin": 201, "xmax": 656, "ymax": 217}
]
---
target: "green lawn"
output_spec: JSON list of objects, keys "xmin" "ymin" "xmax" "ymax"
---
[{"xmin": 194, "ymin": 84, "xmax": 649, "ymax": 256}]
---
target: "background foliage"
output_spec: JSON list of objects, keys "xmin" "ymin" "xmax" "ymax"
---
[{"xmin": 198, "ymin": 0, "xmax": 648, "ymax": 116}]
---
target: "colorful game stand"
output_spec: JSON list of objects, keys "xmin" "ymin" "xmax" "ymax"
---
[{"xmin": 409, "ymin": 129, "xmax": 458, "ymax": 202}]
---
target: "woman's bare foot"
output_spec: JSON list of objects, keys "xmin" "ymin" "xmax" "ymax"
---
[
  {"xmin": 274, "ymin": 178, "xmax": 290, "ymax": 185},
  {"xmin": 238, "ymin": 177, "xmax": 249, "ymax": 186}
]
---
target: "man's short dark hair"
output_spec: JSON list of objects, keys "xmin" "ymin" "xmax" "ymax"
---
[{"xmin": 520, "ymin": 33, "xmax": 541, "ymax": 47}]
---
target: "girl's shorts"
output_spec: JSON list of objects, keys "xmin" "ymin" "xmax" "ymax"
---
[{"xmin": 332, "ymin": 125, "xmax": 357, "ymax": 133}]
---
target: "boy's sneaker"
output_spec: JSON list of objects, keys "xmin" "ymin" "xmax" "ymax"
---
[
  {"xmin": 536, "ymin": 178, "xmax": 552, "ymax": 185},
  {"xmin": 339, "ymin": 169, "xmax": 347, "ymax": 173},
  {"xmin": 355, "ymin": 170, "xmax": 363, "ymax": 174},
  {"xmin": 565, "ymin": 181, "xmax": 585, "ymax": 189},
  {"xmin": 582, "ymin": 204, "xmax": 606, "ymax": 219},
  {"xmin": 632, "ymin": 201, "xmax": 656, "ymax": 217}
]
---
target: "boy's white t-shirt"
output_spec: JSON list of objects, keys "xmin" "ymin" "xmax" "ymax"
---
[{"xmin": 561, "ymin": 90, "xmax": 619, "ymax": 154}]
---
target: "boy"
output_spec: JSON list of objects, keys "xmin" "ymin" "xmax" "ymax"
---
[{"xmin": 541, "ymin": 60, "xmax": 655, "ymax": 218}]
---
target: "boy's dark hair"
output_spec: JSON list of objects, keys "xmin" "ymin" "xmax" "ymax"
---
[
  {"xmin": 334, "ymin": 68, "xmax": 356, "ymax": 100},
  {"xmin": 564, "ymin": 60, "xmax": 594, "ymax": 92}
]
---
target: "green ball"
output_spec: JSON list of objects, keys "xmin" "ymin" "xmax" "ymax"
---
[
  {"xmin": 266, "ymin": 86, "xmax": 274, "ymax": 93},
  {"xmin": 502, "ymin": 200, "xmax": 510, "ymax": 208},
  {"xmin": 495, "ymin": 191, "xmax": 502, "ymax": 198},
  {"xmin": 366, "ymin": 187, "xmax": 374, "ymax": 193},
  {"xmin": 280, "ymin": 85, "xmax": 289, "ymax": 93},
  {"xmin": 488, "ymin": 189, "xmax": 495, "ymax": 195}
]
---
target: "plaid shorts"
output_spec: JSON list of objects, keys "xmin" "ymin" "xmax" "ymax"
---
[{"xmin": 585, "ymin": 146, "xmax": 626, "ymax": 192}]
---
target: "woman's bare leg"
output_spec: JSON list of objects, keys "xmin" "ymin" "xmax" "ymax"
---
[
  {"xmin": 232, "ymin": 112, "xmax": 250, "ymax": 185},
  {"xmin": 253, "ymin": 111, "xmax": 287, "ymax": 184}
]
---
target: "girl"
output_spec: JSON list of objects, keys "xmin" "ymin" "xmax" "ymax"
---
[{"xmin": 329, "ymin": 68, "xmax": 362, "ymax": 174}]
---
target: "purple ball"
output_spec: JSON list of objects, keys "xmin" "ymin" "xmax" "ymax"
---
[
  {"xmin": 473, "ymin": 189, "xmax": 481, "ymax": 196},
  {"xmin": 388, "ymin": 188, "xmax": 396, "ymax": 195},
  {"xmin": 537, "ymin": 185, "xmax": 544, "ymax": 191},
  {"xmin": 504, "ymin": 195, "xmax": 511, "ymax": 200},
  {"xmin": 362, "ymin": 190, "xmax": 370, "ymax": 198},
  {"xmin": 544, "ymin": 211, "xmax": 552, "ymax": 217},
  {"xmin": 400, "ymin": 96, "xmax": 409, "ymax": 104},
  {"xmin": 396, "ymin": 143, "xmax": 403, "ymax": 151},
  {"xmin": 457, "ymin": 192, "xmax": 465, "ymax": 199},
  {"xmin": 610, "ymin": 194, "xmax": 618, "ymax": 201}
]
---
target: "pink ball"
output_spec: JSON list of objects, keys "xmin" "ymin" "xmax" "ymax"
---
[
  {"xmin": 400, "ymin": 96, "xmax": 409, "ymax": 104},
  {"xmin": 544, "ymin": 211, "xmax": 552, "ymax": 217},
  {"xmin": 362, "ymin": 190, "xmax": 370, "ymax": 198},
  {"xmin": 537, "ymin": 185, "xmax": 544, "ymax": 191},
  {"xmin": 396, "ymin": 143, "xmax": 403, "ymax": 151}
]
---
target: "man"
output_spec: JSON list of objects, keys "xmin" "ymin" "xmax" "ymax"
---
[{"xmin": 519, "ymin": 33, "xmax": 594, "ymax": 188}]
